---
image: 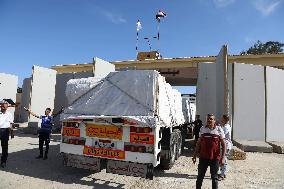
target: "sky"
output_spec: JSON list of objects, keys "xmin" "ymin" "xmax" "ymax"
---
[{"xmin": 0, "ymin": 0, "xmax": 284, "ymax": 94}]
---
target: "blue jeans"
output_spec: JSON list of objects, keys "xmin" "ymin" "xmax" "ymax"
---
[{"xmin": 220, "ymin": 149, "xmax": 231, "ymax": 176}]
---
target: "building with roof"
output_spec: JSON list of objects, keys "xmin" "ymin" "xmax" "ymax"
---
[{"xmin": 52, "ymin": 53, "xmax": 284, "ymax": 86}]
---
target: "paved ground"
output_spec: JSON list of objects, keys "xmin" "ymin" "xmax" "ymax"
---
[{"xmin": 1, "ymin": 131, "xmax": 284, "ymax": 189}]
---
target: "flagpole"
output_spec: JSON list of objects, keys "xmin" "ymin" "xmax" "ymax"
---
[
  {"xmin": 157, "ymin": 20, "xmax": 160, "ymax": 52},
  {"xmin": 136, "ymin": 30, "xmax": 139, "ymax": 57},
  {"xmin": 155, "ymin": 10, "xmax": 166, "ymax": 56},
  {"xmin": 136, "ymin": 19, "xmax": 142, "ymax": 59}
]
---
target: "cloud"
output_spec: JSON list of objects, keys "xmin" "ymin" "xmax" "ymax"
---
[
  {"xmin": 251, "ymin": 0, "xmax": 282, "ymax": 16},
  {"xmin": 213, "ymin": 0, "xmax": 235, "ymax": 7},
  {"xmin": 100, "ymin": 9, "xmax": 126, "ymax": 24}
]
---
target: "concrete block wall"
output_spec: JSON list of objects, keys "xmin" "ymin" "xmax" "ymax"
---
[
  {"xmin": 196, "ymin": 46, "xmax": 227, "ymax": 124},
  {"xmin": 53, "ymin": 71, "xmax": 93, "ymax": 126},
  {"xmin": 215, "ymin": 46, "xmax": 228, "ymax": 122},
  {"xmin": 14, "ymin": 92, "xmax": 22, "ymax": 122},
  {"xmin": 29, "ymin": 66, "xmax": 57, "ymax": 124},
  {"xmin": 94, "ymin": 57, "xmax": 115, "ymax": 79},
  {"xmin": 197, "ymin": 60, "xmax": 283, "ymax": 143},
  {"xmin": 53, "ymin": 57, "xmax": 115, "ymax": 126},
  {"xmin": 231, "ymin": 64, "xmax": 284, "ymax": 143},
  {"xmin": 19, "ymin": 78, "xmax": 32, "ymax": 122},
  {"xmin": 232, "ymin": 63, "xmax": 265, "ymax": 141},
  {"xmin": 266, "ymin": 67, "xmax": 284, "ymax": 142},
  {"xmin": 18, "ymin": 71, "xmax": 93, "ymax": 126},
  {"xmin": 0, "ymin": 73, "xmax": 18, "ymax": 121},
  {"xmin": 227, "ymin": 64, "xmax": 233, "ymax": 127},
  {"xmin": 196, "ymin": 63, "xmax": 217, "ymax": 123}
]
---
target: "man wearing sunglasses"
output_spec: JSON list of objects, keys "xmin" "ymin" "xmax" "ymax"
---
[{"xmin": 192, "ymin": 114, "xmax": 226, "ymax": 189}]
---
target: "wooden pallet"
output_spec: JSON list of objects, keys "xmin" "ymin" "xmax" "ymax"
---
[{"xmin": 228, "ymin": 146, "xmax": 246, "ymax": 160}]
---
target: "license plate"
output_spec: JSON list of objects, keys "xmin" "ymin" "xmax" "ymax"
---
[
  {"xmin": 106, "ymin": 160, "xmax": 153, "ymax": 179},
  {"xmin": 93, "ymin": 139, "xmax": 117, "ymax": 149},
  {"xmin": 63, "ymin": 154, "xmax": 101, "ymax": 172},
  {"xmin": 130, "ymin": 134, "xmax": 154, "ymax": 144},
  {"xmin": 62, "ymin": 127, "xmax": 80, "ymax": 137},
  {"xmin": 83, "ymin": 146, "xmax": 125, "ymax": 160},
  {"xmin": 86, "ymin": 124, "xmax": 122, "ymax": 140}
]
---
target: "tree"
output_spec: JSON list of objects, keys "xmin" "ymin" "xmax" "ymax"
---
[{"xmin": 240, "ymin": 40, "xmax": 284, "ymax": 55}]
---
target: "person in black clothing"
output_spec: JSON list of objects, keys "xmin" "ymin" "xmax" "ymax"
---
[{"xmin": 193, "ymin": 115, "xmax": 203, "ymax": 143}]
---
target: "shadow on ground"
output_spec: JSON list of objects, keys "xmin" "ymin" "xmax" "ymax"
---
[
  {"xmin": 1, "ymin": 133, "xmax": 201, "ymax": 188},
  {"xmin": 1, "ymin": 143, "xmax": 124, "ymax": 188},
  {"xmin": 154, "ymin": 148, "xmax": 211, "ymax": 180},
  {"xmin": 13, "ymin": 130, "xmax": 38, "ymax": 138},
  {"xmin": 14, "ymin": 130, "xmax": 62, "ymax": 142}
]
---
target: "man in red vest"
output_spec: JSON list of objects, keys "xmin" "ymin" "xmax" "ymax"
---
[{"xmin": 192, "ymin": 114, "xmax": 226, "ymax": 189}]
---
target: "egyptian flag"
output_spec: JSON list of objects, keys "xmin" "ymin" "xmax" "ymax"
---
[{"xmin": 156, "ymin": 10, "xmax": 167, "ymax": 21}]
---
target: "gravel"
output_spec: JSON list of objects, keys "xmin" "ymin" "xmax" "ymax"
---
[{"xmin": 1, "ymin": 131, "xmax": 284, "ymax": 189}]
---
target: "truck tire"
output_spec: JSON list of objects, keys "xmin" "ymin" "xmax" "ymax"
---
[
  {"xmin": 175, "ymin": 130, "xmax": 182, "ymax": 160},
  {"xmin": 160, "ymin": 130, "xmax": 179, "ymax": 170},
  {"xmin": 181, "ymin": 125, "xmax": 187, "ymax": 152}
]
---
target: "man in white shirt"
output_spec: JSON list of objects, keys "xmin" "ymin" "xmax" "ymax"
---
[
  {"xmin": 0, "ymin": 99, "xmax": 13, "ymax": 168},
  {"xmin": 218, "ymin": 114, "xmax": 232, "ymax": 180}
]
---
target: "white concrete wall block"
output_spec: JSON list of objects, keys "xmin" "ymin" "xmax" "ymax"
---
[
  {"xmin": 20, "ymin": 78, "xmax": 32, "ymax": 122},
  {"xmin": 29, "ymin": 66, "xmax": 57, "ymax": 122},
  {"xmin": 196, "ymin": 46, "xmax": 228, "ymax": 124},
  {"xmin": 197, "ymin": 63, "xmax": 217, "ymax": 123},
  {"xmin": 215, "ymin": 46, "xmax": 228, "ymax": 122},
  {"xmin": 233, "ymin": 63, "xmax": 265, "ymax": 141},
  {"xmin": 227, "ymin": 64, "xmax": 233, "ymax": 127},
  {"xmin": 0, "ymin": 73, "xmax": 18, "ymax": 121},
  {"xmin": 266, "ymin": 67, "xmax": 284, "ymax": 142},
  {"xmin": 94, "ymin": 57, "xmax": 115, "ymax": 79}
]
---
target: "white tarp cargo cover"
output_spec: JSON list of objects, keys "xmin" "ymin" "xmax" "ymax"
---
[
  {"xmin": 182, "ymin": 99, "xmax": 190, "ymax": 123},
  {"xmin": 65, "ymin": 77, "xmax": 102, "ymax": 104},
  {"xmin": 61, "ymin": 70, "xmax": 185, "ymax": 128}
]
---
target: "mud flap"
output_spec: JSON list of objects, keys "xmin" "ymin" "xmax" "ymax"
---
[
  {"xmin": 106, "ymin": 160, "xmax": 154, "ymax": 180},
  {"xmin": 62, "ymin": 153, "xmax": 101, "ymax": 172}
]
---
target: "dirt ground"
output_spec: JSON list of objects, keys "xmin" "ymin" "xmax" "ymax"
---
[{"xmin": 1, "ymin": 131, "xmax": 284, "ymax": 189}]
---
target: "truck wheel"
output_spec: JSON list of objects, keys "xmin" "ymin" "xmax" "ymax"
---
[
  {"xmin": 160, "ymin": 130, "xmax": 178, "ymax": 170},
  {"xmin": 175, "ymin": 130, "xmax": 182, "ymax": 160},
  {"xmin": 181, "ymin": 126, "xmax": 187, "ymax": 152}
]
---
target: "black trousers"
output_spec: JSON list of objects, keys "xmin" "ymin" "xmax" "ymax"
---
[
  {"xmin": 38, "ymin": 132, "xmax": 50, "ymax": 156},
  {"xmin": 0, "ymin": 128, "xmax": 9, "ymax": 163},
  {"xmin": 196, "ymin": 158, "xmax": 219, "ymax": 189},
  {"xmin": 194, "ymin": 134, "xmax": 199, "ymax": 143}
]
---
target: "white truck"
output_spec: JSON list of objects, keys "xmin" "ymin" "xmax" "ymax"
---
[
  {"xmin": 181, "ymin": 97, "xmax": 197, "ymax": 139},
  {"xmin": 60, "ymin": 70, "xmax": 186, "ymax": 179}
]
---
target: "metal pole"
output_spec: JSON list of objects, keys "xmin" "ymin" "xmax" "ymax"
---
[
  {"xmin": 157, "ymin": 20, "xmax": 160, "ymax": 52},
  {"xmin": 136, "ymin": 31, "xmax": 139, "ymax": 57}
]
